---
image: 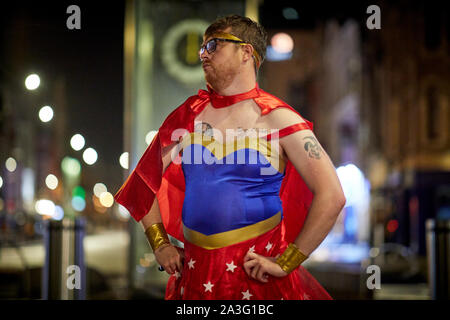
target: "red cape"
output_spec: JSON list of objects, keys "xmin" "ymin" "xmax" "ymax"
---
[{"xmin": 114, "ymin": 87, "xmax": 314, "ymax": 244}]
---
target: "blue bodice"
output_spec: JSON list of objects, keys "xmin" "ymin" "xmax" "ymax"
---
[{"xmin": 179, "ymin": 132, "xmax": 285, "ymax": 236}]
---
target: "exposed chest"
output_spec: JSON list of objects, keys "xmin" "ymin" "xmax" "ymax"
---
[{"xmin": 194, "ymin": 101, "xmax": 269, "ymax": 143}]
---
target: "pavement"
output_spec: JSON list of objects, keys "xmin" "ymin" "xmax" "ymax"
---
[
  {"xmin": 0, "ymin": 231, "xmax": 432, "ymax": 300},
  {"xmin": 0, "ymin": 230, "xmax": 129, "ymax": 276}
]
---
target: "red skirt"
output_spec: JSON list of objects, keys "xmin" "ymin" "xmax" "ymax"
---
[{"xmin": 165, "ymin": 223, "xmax": 332, "ymax": 300}]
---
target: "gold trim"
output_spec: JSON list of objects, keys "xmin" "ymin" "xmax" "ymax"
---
[
  {"xmin": 145, "ymin": 223, "xmax": 170, "ymax": 252},
  {"xmin": 183, "ymin": 211, "xmax": 282, "ymax": 250},
  {"xmin": 276, "ymin": 243, "xmax": 308, "ymax": 274},
  {"xmin": 179, "ymin": 132, "xmax": 285, "ymax": 173}
]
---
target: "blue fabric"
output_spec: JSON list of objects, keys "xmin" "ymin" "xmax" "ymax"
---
[{"xmin": 181, "ymin": 143, "xmax": 284, "ymax": 235}]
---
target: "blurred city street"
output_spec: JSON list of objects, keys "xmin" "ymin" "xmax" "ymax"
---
[
  {"xmin": 0, "ymin": 229, "xmax": 130, "ymax": 299},
  {"xmin": 1, "ymin": 0, "xmax": 449, "ymax": 301},
  {"xmin": 0, "ymin": 230, "xmax": 129, "ymax": 274}
]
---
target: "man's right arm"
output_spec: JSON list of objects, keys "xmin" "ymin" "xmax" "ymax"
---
[{"xmin": 138, "ymin": 142, "xmax": 184, "ymax": 274}]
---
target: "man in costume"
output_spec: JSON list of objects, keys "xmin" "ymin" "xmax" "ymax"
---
[{"xmin": 114, "ymin": 15, "xmax": 346, "ymax": 300}]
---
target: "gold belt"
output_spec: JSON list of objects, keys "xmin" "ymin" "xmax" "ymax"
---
[{"xmin": 183, "ymin": 211, "xmax": 281, "ymax": 250}]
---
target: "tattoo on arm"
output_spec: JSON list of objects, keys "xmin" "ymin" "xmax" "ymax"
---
[{"xmin": 303, "ymin": 136, "xmax": 322, "ymax": 159}]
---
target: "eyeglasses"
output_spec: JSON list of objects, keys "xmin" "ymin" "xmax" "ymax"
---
[
  {"xmin": 199, "ymin": 38, "xmax": 246, "ymax": 55},
  {"xmin": 199, "ymin": 32, "xmax": 261, "ymax": 68}
]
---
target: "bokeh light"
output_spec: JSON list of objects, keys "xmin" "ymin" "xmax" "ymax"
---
[
  {"xmin": 83, "ymin": 147, "xmax": 98, "ymax": 165},
  {"xmin": 117, "ymin": 204, "xmax": 130, "ymax": 221},
  {"xmin": 93, "ymin": 183, "xmax": 107, "ymax": 198},
  {"xmin": 70, "ymin": 134, "xmax": 85, "ymax": 151},
  {"xmin": 35, "ymin": 199, "xmax": 56, "ymax": 216},
  {"xmin": 271, "ymin": 32, "xmax": 294, "ymax": 53},
  {"xmin": 39, "ymin": 106, "xmax": 54, "ymax": 122},
  {"xmin": 5, "ymin": 157, "xmax": 17, "ymax": 172},
  {"xmin": 71, "ymin": 196, "xmax": 86, "ymax": 212},
  {"xmin": 145, "ymin": 130, "xmax": 158, "ymax": 145},
  {"xmin": 99, "ymin": 192, "xmax": 114, "ymax": 208},
  {"xmin": 61, "ymin": 157, "xmax": 81, "ymax": 177},
  {"xmin": 72, "ymin": 186, "xmax": 86, "ymax": 199},
  {"xmin": 25, "ymin": 74, "xmax": 40, "ymax": 90},
  {"xmin": 369, "ymin": 247, "xmax": 380, "ymax": 258},
  {"xmin": 387, "ymin": 219, "xmax": 399, "ymax": 233},
  {"xmin": 53, "ymin": 205, "xmax": 64, "ymax": 220},
  {"xmin": 119, "ymin": 152, "xmax": 129, "ymax": 169},
  {"xmin": 45, "ymin": 174, "xmax": 58, "ymax": 190},
  {"xmin": 92, "ymin": 195, "xmax": 107, "ymax": 213},
  {"xmin": 282, "ymin": 7, "xmax": 299, "ymax": 20}
]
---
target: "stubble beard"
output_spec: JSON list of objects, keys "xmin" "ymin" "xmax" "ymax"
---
[{"xmin": 204, "ymin": 60, "xmax": 240, "ymax": 92}]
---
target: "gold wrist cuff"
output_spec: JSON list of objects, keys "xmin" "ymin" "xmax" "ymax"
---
[
  {"xmin": 145, "ymin": 223, "xmax": 170, "ymax": 252},
  {"xmin": 276, "ymin": 243, "xmax": 308, "ymax": 274}
]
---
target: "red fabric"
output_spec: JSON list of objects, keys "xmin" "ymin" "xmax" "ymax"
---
[
  {"xmin": 266, "ymin": 122, "xmax": 312, "ymax": 140},
  {"xmin": 113, "ymin": 132, "xmax": 162, "ymax": 222},
  {"xmin": 114, "ymin": 86, "xmax": 314, "ymax": 244},
  {"xmin": 206, "ymin": 84, "xmax": 260, "ymax": 108},
  {"xmin": 165, "ymin": 223, "xmax": 331, "ymax": 300}
]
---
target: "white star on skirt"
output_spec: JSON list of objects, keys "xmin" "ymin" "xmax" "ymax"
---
[
  {"xmin": 226, "ymin": 261, "xmax": 237, "ymax": 272},
  {"xmin": 265, "ymin": 242, "xmax": 273, "ymax": 252},
  {"xmin": 188, "ymin": 258, "xmax": 196, "ymax": 269},
  {"xmin": 203, "ymin": 281, "xmax": 214, "ymax": 292},
  {"xmin": 242, "ymin": 289, "xmax": 253, "ymax": 300}
]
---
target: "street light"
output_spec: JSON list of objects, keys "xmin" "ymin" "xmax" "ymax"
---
[
  {"xmin": 99, "ymin": 192, "xmax": 114, "ymax": 208},
  {"xmin": 61, "ymin": 157, "xmax": 81, "ymax": 177},
  {"xmin": 25, "ymin": 74, "xmax": 40, "ymax": 90},
  {"xmin": 45, "ymin": 174, "xmax": 59, "ymax": 190},
  {"xmin": 35, "ymin": 199, "xmax": 56, "ymax": 216},
  {"xmin": 39, "ymin": 105, "xmax": 54, "ymax": 122},
  {"xmin": 93, "ymin": 183, "xmax": 107, "ymax": 197},
  {"xmin": 70, "ymin": 134, "xmax": 85, "ymax": 151},
  {"xmin": 5, "ymin": 157, "xmax": 17, "ymax": 172},
  {"xmin": 82, "ymin": 148, "xmax": 98, "ymax": 165},
  {"xmin": 119, "ymin": 152, "xmax": 129, "ymax": 169}
]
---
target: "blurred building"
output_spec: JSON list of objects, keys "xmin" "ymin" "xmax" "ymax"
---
[
  {"xmin": 361, "ymin": 0, "xmax": 449, "ymax": 286},
  {"xmin": 260, "ymin": 0, "xmax": 449, "ymax": 298},
  {"xmin": 0, "ymin": 2, "xmax": 128, "ymax": 299}
]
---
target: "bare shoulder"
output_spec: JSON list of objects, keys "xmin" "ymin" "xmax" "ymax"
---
[
  {"xmin": 259, "ymin": 107, "xmax": 310, "ymax": 161},
  {"xmin": 263, "ymin": 107, "xmax": 307, "ymax": 130}
]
